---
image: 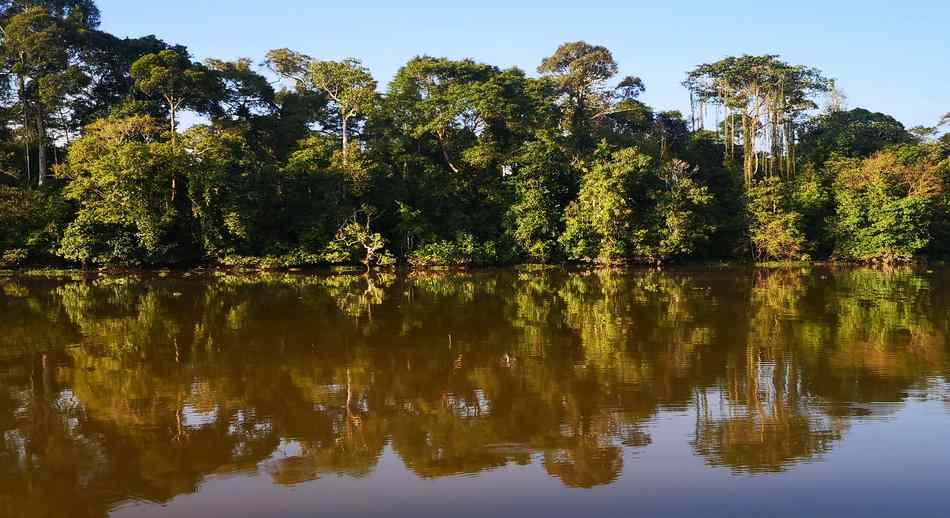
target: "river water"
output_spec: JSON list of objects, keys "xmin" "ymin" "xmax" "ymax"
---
[{"xmin": 2, "ymin": 266, "xmax": 949, "ymax": 517}]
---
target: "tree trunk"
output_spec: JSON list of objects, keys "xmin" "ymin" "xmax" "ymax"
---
[
  {"xmin": 169, "ymin": 102, "xmax": 178, "ymax": 146},
  {"xmin": 35, "ymin": 111, "xmax": 47, "ymax": 186},
  {"xmin": 169, "ymin": 101, "xmax": 178, "ymax": 201},
  {"xmin": 742, "ymin": 115, "xmax": 754, "ymax": 187},
  {"xmin": 785, "ymin": 121, "xmax": 796, "ymax": 178},
  {"xmin": 436, "ymin": 131, "xmax": 460, "ymax": 173},
  {"xmin": 18, "ymin": 76, "xmax": 31, "ymax": 183},
  {"xmin": 342, "ymin": 116, "xmax": 348, "ymax": 165},
  {"xmin": 363, "ymin": 245, "xmax": 374, "ymax": 272}
]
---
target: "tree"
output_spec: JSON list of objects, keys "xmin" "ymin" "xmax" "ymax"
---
[
  {"xmin": 131, "ymin": 49, "xmax": 218, "ymax": 203},
  {"xmin": 940, "ymin": 113, "xmax": 950, "ymax": 145},
  {"xmin": 649, "ymin": 159, "xmax": 714, "ymax": 262},
  {"xmin": 0, "ymin": 6, "xmax": 84, "ymax": 184},
  {"xmin": 74, "ymin": 32, "xmax": 182, "ymax": 127},
  {"xmin": 56, "ymin": 114, "xmax": 188, "ymax": 265},
  {"xmin": 508, "ymin": 135, "xmax": 573, "ymax": 262},
  {"xmin": 267, "ymin": 49, "xmax": 376, "ymax": 164},
  {"xmin": 130, "ymin": 49, "xmax": 217, "ymax": 145},
  {"xmin": 684, "ymin": 55, "xmax": 829, "ymax": 184},
  {"xmin": 325, "ymin": 207, "xmax": 392, "ymax": 270},
  {"xmin": 798, "ymin": 108, "xmax": 913, "ymax": 166},
  {"xmin": 538, "ymin": 41, "xmax": 619, "ymax": 154},
  {"xmin": 205, "ymin": 58, "xmax": 276, "ymax": 126},
  {"xmin": 830, "ymin": 145, "xmax": 946, "ymax": 262},
  {"xmin": 538, "ymin": 41, "xmax": 617, "ymax": 110},
  {"xmin": 746, "ymin": 176, "xmax": 807, "ymax": 260},
  {"xmin": 181, "ymin": 124, "xmax": 276, "ymax": 259},
  {"xmin": 560, "ymin": 146, "xmax": 651, "ymax": 264}
]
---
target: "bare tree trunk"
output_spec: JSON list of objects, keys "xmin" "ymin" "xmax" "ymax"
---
[
  {"xmin": 742, "ymin": 115, "xmax": 754, "ymax": 187},
  {"xmin": 342, "ymin": 115, "xmax": 348, "ymax": 164},
  {"xmin": 36, "ymin": 111, "xmax": 48, "ymax": 186},
  {"xmin": 23, "ymin": 136, "xmax": 31, "ymax": 185},
  {"xmin": 18, "ymin": 76, "xmax": 31, "ymax": 183},
  {"xmin": 169, "ymin": 99, "xmax": 178, "ymax": 145},
  {"xmin": 169, "ymin": 100, "xmax": 178, "ymax": 201},
  {"xmin": 436, "ymin": 132, "xmax": 460, "ymax": 173},
  {"xmin": 785, "ymin": 121, "xmax": 796, "ymax": 178}
]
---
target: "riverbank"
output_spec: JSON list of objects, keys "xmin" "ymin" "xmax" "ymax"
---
[{"xmin": 4, "ymin": 259, "xmax": 945, "ymax": 281}]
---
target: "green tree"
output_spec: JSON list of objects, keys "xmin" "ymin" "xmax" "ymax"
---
[
  {"xmin": 798, "ymin": 108, "xmax": 913, "ymax": 166},
  {"xmin": 538, "ymin": 41, "xmax": 621, "ymax": 154},
  {"xmin": 560, "ymin": 146, "xmax": 651, "ymax": 264},
  {"xmin": 325, "ymin": 207, "xmax": 393, "ymax": 270},
  {"xmin": 508, "ymin": 135, "xmax": 574, "ymax": 262},
  {"xmin": 746, "ymin": 176, "xmax": 807, "ymax": 260},
  {"xmin": 181, "ymin": 124, "xmax": 276, "ymax": 259},
  {"xmin": 684, "ymin": 55, "xmax": 829, "ymax": 185},
  {"xmin": 831, "ymin": 145, "xmax": 946, "ymax": 262},
  {"xmin": 130, "ymin": 49, "xmax": 218, "ymax": 145},
  {"xmin": 648, "ymin": 159, "xmax": 714, "ymax": 261},
  {"xmin": 267, "ymin": 49, "xmax": 376, "ymax": 164},
  {"xmin": 56, "ymin": 114, "xmax": 187, "ymax": 265},
  {"xmin": 0, "ymin": 5, "xmax": 86, "ymax": 184}
]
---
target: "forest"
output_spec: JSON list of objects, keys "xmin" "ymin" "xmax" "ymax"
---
[{"xmin": 1, "ymin": 0, "xmax": 948, "ymax": 269}]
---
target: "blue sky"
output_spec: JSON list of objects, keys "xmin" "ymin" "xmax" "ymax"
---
[{"xmin": 96, "ymin": 0, "xmax": 948, "ymax": 129}]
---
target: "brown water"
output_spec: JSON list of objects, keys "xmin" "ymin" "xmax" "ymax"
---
[{"xmin": 1, "ymin": 266, "xmax": 949, "ymax": 518}]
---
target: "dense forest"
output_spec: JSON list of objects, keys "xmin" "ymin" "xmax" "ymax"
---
[{"xmin": 1, "ymin": 1, "xmax": 948, "ymax": 269}]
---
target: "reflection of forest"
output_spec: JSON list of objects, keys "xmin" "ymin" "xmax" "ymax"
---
[{"xmin": 1, "ymin": 267, "xmax": 948, "ymax": 517}]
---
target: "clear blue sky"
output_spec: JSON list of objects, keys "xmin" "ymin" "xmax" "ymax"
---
[{"xmin": 96, "ymin": 0, "xmax": 948, "ymax": 129}]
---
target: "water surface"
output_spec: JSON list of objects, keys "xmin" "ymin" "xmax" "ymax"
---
[{"xmin": 2, "ymin": 266, "xmax": 949, "ymax": 517}]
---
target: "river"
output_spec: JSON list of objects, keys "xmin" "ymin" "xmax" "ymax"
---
[{"xmin": 2, "ymin": 266, "xmax": 949, "ymax": 517}]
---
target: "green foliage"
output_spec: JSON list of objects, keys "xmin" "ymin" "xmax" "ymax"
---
[
  {"xmin": 560, "ymin": 148, "xmax": 653, "ymax": 264},
  {"xmin": 408, "ymin": 233, "xmax": 509, "ymax": 267},
  {"xmin": 830, "ymin": 146, "xmax": 946, "ymax": 262},
  {"xmin": 798, "ymin": 108, "xmax": 913, "ymax": 166},
  {"xmin": 56, "ymin": 114, "xmax": 185, "ymax": 265},
  {"xmin": 218, "ymin": 250, "xmax": 325, "ymax": 270},
  {"xmin": 0, "ymin": 184, "xmax": 70, "ymax": 263},
  {"xmin": 182, "ymin": 125, "xmax": 274, "ymax": 258},
  {"xmin": 326, "ymin": 208, "xmax": 393, "ymax": 269},
  {"xmin": 561, "ymin": 149, "xmax": 713, "ymax": 264},
  {"xmin": 648, "ymin": 160, "xmax": 715, "ymax": 261},
  {"xmin": 508, "ymin": 136, "xmax": 573, "ymax": 262},
  {"xmin": 790, "ymin": 164, "xmax": 835, "ymax": 257},
  {"xmin": 0, "ymin": 247, "xmax": 28, "ymax": 267},
  {"xmin": 130, "ymin": 49, "xmax": 218, "ymax": 133},
  {"xmin": 747, "ymin": 177, "xmax": 808, "ymax": 261},
  {"xmin": 0, "ymin": 9, "xmax": 943, "ymax": 269},
  {"xmin": 560, "ymin": 147, "xmax": 648, "ymax": 264}
]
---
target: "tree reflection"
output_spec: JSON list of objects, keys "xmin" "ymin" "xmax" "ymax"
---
[{"xmin": 0, "ymin": 266, "xmax": 949, "ymax": 516}]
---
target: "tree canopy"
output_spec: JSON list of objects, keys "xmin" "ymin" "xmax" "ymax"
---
[{"xmin": 1, "ymin": 1, "xmax": 947, "ymax": 269}]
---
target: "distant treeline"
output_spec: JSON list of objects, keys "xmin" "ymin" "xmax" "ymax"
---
[{"xmin": 1, "ymin": 1, "xmax": 948, "ymax": 268}]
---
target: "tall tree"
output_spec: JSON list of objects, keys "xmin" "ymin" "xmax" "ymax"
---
[
  {"xmin": 0, "ymin": 5, "xmax": 85, "ymax": 184},
  {"xmin": 684, "ymin": 55, "xmax": 829, "ymax": 184},
  {"xmin": 266, "ymin": 49, "xmax": 376, "ymax": 164},
  {"xmin": 73, "ymin": 32, "xmax": 181, "ymax": 127},
  {"xmin": 537, "ymin": 41, "xmax": 618, "ymax": 154},
  {"xmin": 797, "ymin": 108, "xmax": 913, "ymax": 166},
  {"xmin": 130, "ymin": 49, "xmax": 217, "ymax": 146}
]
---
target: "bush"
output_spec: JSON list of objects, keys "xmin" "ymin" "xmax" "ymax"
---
[
  {"xmin": 0, "ymin": 186, "xmax": 71, "ymax": 264},
  {"xmin": 219, "ymin": 250, "xmax": 326, "ymax": 269},
  {"xmin": 408, "ymin": 233, "xmax": 509, "ymax": 267},
  {"xmin": 0, "ymin": 248, "xmax": 28, "ymax": 268}
]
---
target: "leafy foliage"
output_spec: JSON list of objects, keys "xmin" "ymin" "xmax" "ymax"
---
[
  {"xmin": 0, "ymin": 2, "xmax": 945, "ymax": 268},
  {"xmin": 830, "ymin": 145, "xmax": 947, "ymax": 262}
]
